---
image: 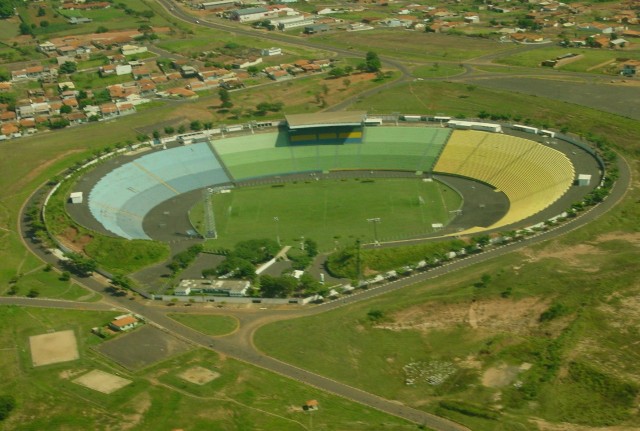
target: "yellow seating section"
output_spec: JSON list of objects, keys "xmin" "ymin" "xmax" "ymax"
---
[{"xmin": 434, "ymin": 130, "xmax": 575, "ymax": 230}]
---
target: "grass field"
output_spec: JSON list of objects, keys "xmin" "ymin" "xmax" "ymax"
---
[
  {"xmin": 315, "ymin": 30, "xmax": 515, "ymax": 62},
  {"xmin": 496, "ymin": 46, "xmax": 640, "ymax": 73},
  {"xmin": 191, "ymin": 178, "xmax": 462, "ymax": 251},
  {"xmin": 168, "ymin": 313, "xmax": 238, "ymax": 336},
  {"xmin": 0, "ymin": 306, "xmax": 417, "ymax": 430}
]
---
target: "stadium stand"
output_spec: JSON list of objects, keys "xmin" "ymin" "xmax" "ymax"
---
[
  {"xmin": 434, "ymin": 130, "xmax": 574, "ymax": 230},
  {"xmin": 89, "ymin": 143, "xmax": 229, "ymax": 239},
  {"xmin": 212, "ymin": 127, "xmax": 451, "ymax": 180}
]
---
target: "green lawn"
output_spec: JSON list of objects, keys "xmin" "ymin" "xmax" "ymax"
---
[
  {"xmin": 3, "ymin": 267, "xmax": 100, "ymax": 301},
  {"xmin": 0, "ymin": 306, "xmax": 417, "ymax": 430},
  {"xmin": 168, "ymin": 313, "xmax": 238, "ymax": 336},
  {"xmin": 192, "ymin": 177, "xmax": 462, "ymax": 251},
  {"xmin": 413, "ymin": 63, "xmax": 465, "ymax": 78},
  {"xmin": 496, "ymin": 47, "xmax": 640, "ymax": 73},
  {"xmin": 315, "ymin": 30, "xmax": 513, "ymax": 62}
]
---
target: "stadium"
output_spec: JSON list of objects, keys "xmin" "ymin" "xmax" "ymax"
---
[{"xmin": 65, "ymin": 112, "xmax": 603, "ymax": 251}]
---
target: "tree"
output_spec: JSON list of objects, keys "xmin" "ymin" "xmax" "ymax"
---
[
  {"xmin": 37, "ymin": 6, "xmax": 46, "ymax": 17},
  {"xmin": 60, "ymin": 104, "xmax": 72, "ymax": 114},
  {"xmin": 0, "ymin": 0, "xmax": 14, "ymax": 19},
  {"xmin": 49, "ymin": 117, "xmax": 70, "ymax": 129},
  {"xmin": 59, "ymin": 61, "xmax": 77, "ymax": 74},
  {"xmin": 152, "ymin": 130, "xmax": 160, "ymax": 140},
  {"xmin": 0, "ymin": 395, "xmax": 16, "ymax": 421},
  {"xmin": 247, "ymin": 65, "xmax": 259, "ymax": 76},
  {"xmin": 39, "ymin": 20, "xmax": 49, "ymax": 28},
  {"xmin": 218, "ymin": 87, "xmax": 232, "ymax": 108},
  {"xmin": 190, "ymin": 120, "xmax": 202, "ymax": 131},
  {"xmin": 365, "ymin": 51, "xmax": 381, "ymax": 72},
  {"xmin": 138, "ymin": 24, "xmax": 152, "ymax": 33},
  {"xmin": 164, "ymin": 126, "xmax": 174, "ymax": 134},
  {"xmin": 19, "ymin": 22, "xmax": 32, "ymax": 36},
  {"xmin": 177, "ymin": 124, "xmax": 186, "ymax": 134},
  {"xmin": 96, "ymin": 26, "xmax": 109, "ymax": 33},
  {"xmin": 64, "ymin": 252, "xmax": 97, "ymax": 276},
  {"xmin": 328, "ymin": 67, "xmax": 345, "ymax": 78}
]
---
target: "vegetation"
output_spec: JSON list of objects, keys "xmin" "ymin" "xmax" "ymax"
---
[{"xmin": 167, "ymin": 313, "xmax": 238, "ymax": 336}]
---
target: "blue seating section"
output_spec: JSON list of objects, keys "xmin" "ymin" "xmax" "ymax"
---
[{"xmin": 89, "ymin": 144, "xmax": 229, "ymax": 239}]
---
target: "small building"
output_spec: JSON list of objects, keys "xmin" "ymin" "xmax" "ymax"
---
[
  {"xmin": 69, "ymin": 192, "xmax": 83, "ymax": 204},
  {"xmin": 230, "ymin": 7, "xmax": 270, "ymax": 23},
  {"xmin": 109, "ymin": 315, "xmax": 139, "ymax": 332},
  {"xmin": 304, "ymin": 24, "xmax": 329, "ymax": 34},
  {"xmin": 121, "ymin": 44, "xmax": 148, "ymax": 56},
  {"xmin": 577, "ymin": 174, "xmax": 591, "ymax": 186},
  {"xmin": 176, "ymin": 279, "xmax": 250, "ymax": 297},
  {"xmin": 261, "ymin": 47, "xmax": 282, "ymax": 56}
]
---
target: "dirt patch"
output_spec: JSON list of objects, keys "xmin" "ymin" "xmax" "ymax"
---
[
  {"xmin": 178, "ymin": 366, "xmax": 220, "ymax": 385},
  {"xmin": 30, "ymin": 330, "xmax": 79, "ymax": 367},
  {"xmin": 73, "ymin": 369, "xmax": 132, "ymax": 394},
  {"xmin": 531, "ymin": 418, "xmax": 640, "ymax": 431},
  {"xmin": 121, "ymin": 391, "xmax": 152, "ymax": 431},
  {"xmin": 380, "ymin": 297, "xmax": 550, "ymax": 335},
  {"xmin": 597, "ymin": 231, "xmax": 640, "ymax": 246},
  {"xmin": 482, "ymin": 363, "xmax": 522, "ymax": 388},
  {"xmin": 520, "ymin": 242, "xmax": 604, "ymax": 272},
  {"xmin": 58, "ymin": 226, "xmax": 94, "ymax": 254}
]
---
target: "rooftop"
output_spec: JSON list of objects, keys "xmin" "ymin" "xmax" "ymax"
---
[{"xmin": 285, "ymin": 111, "xmax": 367, "ymax": 129}]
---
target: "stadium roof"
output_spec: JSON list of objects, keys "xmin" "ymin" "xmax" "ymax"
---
[{"xmin": 285, "ymin": 111, "xmax": 367, "ymax": 130}]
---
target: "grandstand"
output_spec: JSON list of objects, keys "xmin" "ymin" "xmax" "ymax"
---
[
  {"xmin": 434, "ymin": 130, "xmax": 575, "ymax": 231},
  {"xmin": 212, "ymin": 127, "xmax": 451, "ymax": 180},
  {"xmin": 285, "ymin": 111, "xmax": 366, "ymax": 145},
  {"xmin": 89, "ymin": 143, "xmax": 229, "ymax": 239}
]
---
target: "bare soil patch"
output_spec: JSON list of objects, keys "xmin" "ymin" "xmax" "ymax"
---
[
  {"xmin": 58, "ymin": 226, "xmax": 93, "ymax": 254},
  {"xmin": 482, "ymin": 363, "xmax": 523, "ymax": 388},
  {"xmin": 380, "ymin": 297, "xmax": 550, "ymax": 335},
  {"xmin": 531, "ymin": 418, "xmax": 640, "ymax": 431},
  {"xmin": 178, "ymin": 366, "xmax": 220, "ymax": 385},
  {"xmin": 520, "ymin": 242, "xmax": 604, "ymax": 272},
  {"xmin": 30, "ymin": 329, "xmax": 79, "ymax": 367},
  {"xmin": 73, "ymin": 369, "xmax": 132, "ymax": 394}
]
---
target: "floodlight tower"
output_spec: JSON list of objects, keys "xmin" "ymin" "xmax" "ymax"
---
[
  {"xmin": 367, "ymin": 217, "xmax": 381, "ymax": 245},
  {"xmin": 273, "ymin": 216, "xmax": 280, "ymax": 246}
]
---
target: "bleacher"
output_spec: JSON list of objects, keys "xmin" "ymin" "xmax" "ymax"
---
[
  {"xmin": 434, "ymin": 130, "xmax": 575, "ymax": 230},
  {"xmin": 89, "ymin": 143, "xmax": 229, "ymax": 239},
  {"xmin": 212, "ymin": 127, "xmax": 451, "ymax": 180}
]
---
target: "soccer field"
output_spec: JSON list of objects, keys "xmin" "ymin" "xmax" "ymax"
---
[{"xmin": 191, "ymin": 177, "xmax": 463, "ymax": 251}]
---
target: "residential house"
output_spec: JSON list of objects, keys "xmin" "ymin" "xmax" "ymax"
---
[
  {"xmin": 109, "ymin": 315, "xmax": 139, "ymax": 332},
  {"xmin": 121, "ymin": 44, "xmax": 148, "ymax": 56},
  {"xmin": 100, "ymin": 103, "xmax": 119, "ymax": 118}
]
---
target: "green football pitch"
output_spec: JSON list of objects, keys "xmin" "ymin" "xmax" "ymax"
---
[{"xmin": 190, "ymin": 177, "xmax": 463, "ymax": 251}]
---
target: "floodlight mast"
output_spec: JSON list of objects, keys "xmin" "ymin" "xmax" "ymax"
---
[
  {"xmin": 273, "ymin": 216, "xmax": 280, "ymax": 246},
  {"xmin": 367, "ymin": 217, "xmax": 381, "ymax": 245}
]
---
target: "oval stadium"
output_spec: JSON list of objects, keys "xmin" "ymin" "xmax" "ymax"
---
[{"xmin": 66, "ymin": 112, "xmax": 602, "ymax": 251}]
